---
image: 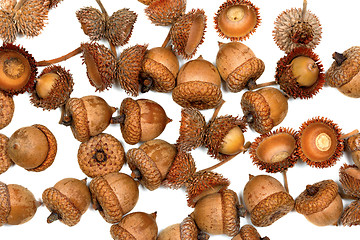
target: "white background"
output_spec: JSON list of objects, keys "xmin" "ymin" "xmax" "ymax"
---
[{"xmin": 1, "ymin": 0, "xmax": 360, "ymax": 239}]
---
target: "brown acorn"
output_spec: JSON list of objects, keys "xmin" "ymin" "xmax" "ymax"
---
[
  {"xmin": 346, "ymin": 133, "xmax": 360, "ymax": 168},
  {"xmin": 7, "ymin": 124, "xmax": 57, "ymax": 172},
  {"xmin": 77, "ymin": 133, "xmax": 125, "ymax": 178},
  {"xmin": 214, "ymin": 0, "xmax": 260, "ymax": 41},
  {"xmin": 243, "ymin": 174, "xmax": 294, "ymax": 227},
  {"xmin": 295, "ymin": 180, "xmax": 343, "ymax": 226},
  {"xmin": 273, "ymin": 0, "xmax": 322, "ymax": 53},
  {"xmin": 0, "ymin": 134, "xmax": 12, "ymax": 175},
  {"xmin": 140, "ymin": 46, "xmax": 179, "ymax": 93},
  {"xmin": 42, "ymin": 178, "xmax": 91, "ymax": 226},
  {"xmin": 249, "ymin": 127, "xmax": 298, "ymax": 173},
  {"xmin": 325, "ymin": 47, "xmax": 360, "ymax": 98},
  {"xmin": 341, "ymin": 200, "xmax": 360, "ymax": 226},
  {"xmin": 191, "ymin": 189, "xmax": 241, "ymax": 237},
  {"xmin": 127, "ymin": 139, "xmax": 177, "ymax": 190},
  {"xmin": 339, "ymin": 164, "xmax": 360, "ymax": 199},
  {"xmin": 298, "ymin": 117, "xmax": 344, "ymax": 168},
  {"xmin": 114, "ymin": 98, "xmax": 171, "ymax": 145},
  {"xmin": 89, "ymin": 172, "xmax": 139, "ymax": 223},
  {"xmin": 110, "ymin": 212, "xmax": 158, "ymax": 240},
  {"xmin": 0, "ymin": 182, "xmax": 40, "ymax": 226},
  {"xmin": 0, "ymin": 43, "xmax": 37, "ymax": 96},
  {"xmin": 145, "ymin": 0, "xmax": 186, "ymax": 26},
  {"xmin": 169, "ymin": 9, "xmax": 207, "ymax": 59},
  {"xmin": 275, "ymin": 47, "xmax": 324, "ymax": 99},
  {"xmin": 173, "ymin": 56, "xmax": 222, "ymax": 110},
  {"xmin": 241, "ymin": 87, "xmax": 288, "ymax": 134},
  {"xmin": 216, "ymin": 42, "xmax": 265, "ymax": 92},
  {"xmin": 30, "ymin": 65, "xmax": 74, "ymax": 110},
  {"xmin": 0, "ymin": 90, "xmax": 14, "ymax": 129},
  {"xmin": 60, "ymin": 95, "xmax": 116, "ymax": 142},
  {"xmin": 232, "ymin": 224, "xmax": 269, "ymax": 240}
]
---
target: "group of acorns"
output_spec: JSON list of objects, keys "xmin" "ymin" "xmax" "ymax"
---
[{"xmin": 1, "ymin": 0, "xmax": 360, "ymax": 239}]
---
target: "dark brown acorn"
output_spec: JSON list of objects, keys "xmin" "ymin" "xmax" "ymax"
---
[
  {"xmin": 145, "ymin": 0, "xmax": 186, "ymax": 26},
  {"xmin": 0, "ymin": 90, "xmax": 14, "ymax": 129}
]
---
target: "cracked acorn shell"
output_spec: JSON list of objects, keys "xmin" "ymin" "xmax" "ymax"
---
[
  {"xmin": 110, "ymin": 212, "xmax": 158, "ymax": 240},
  {"xmin": 0, "ymin": 134, "xmax": 12, "ymax": 175},
  {"xmin": 216, "ymin": 42, "xmax": 265, "ymax": 92},
  {"xmin": 243, "ymin": 174, "xmax": 294, "ymax": 227},
  {"xmin": 214, "ymin": 0, "xmax": 260, "ymax": 41},
  {"xmin": 339, "ymin": 164, "xmax": 360, "ymax": 199},
  {"xmin": 341, "ymin": 200, "xmax": 360, "ymax": 226},
  {"xmin": 117, "ymin": 98, "xmax": 171, "ymax": 145},
  {"xmin": 232, "ymin": 224, "xmax": 269, "ymax": 240},
  {"xmin": 157, "ymin": 216, "xmax": 201, "ymax": 240},
  {"xmin": 145, "ymin": 0, "xmax": 186, "ymax": 26},
  {"xmin": 0, "ymin": 90, "xmax": 14, "ymax": 129},
  {"xmin": 241, "ymin": 87, "xmax": 288, "ymax": 134},
  {"xmin": 325, "ymin": 47, "xmax": 360, "ymax": 98},
  {"xmin": 42, "ymin": 178, "xmax": 91, "ymax": 226},
  {"xmin": 127, "ymin": 139, "xmax": 177, "ymax": 191},
  {"xmin": 7, "ymin": 124, "xmax": 57, "ymax": 172},
  {"xmin": 89, "ymin": 172, "xmax": 139, "ymax": 224},
  {"xmin": 77, "ymin": 133, "xmax": 125, "ymax": 178},
  {"xmin": 295, "ymin": 180, "xmax": 343, "ymax": 226},
  {"xmin": 298, "ymin": 117, "xmax": 344, "ymax": 168},
  {"xmin": 173, "ymin": 56, "xmax": 222, "ymax": 110},
  {"xmin": 346, "ymin": 133, "xmax": 360, "ymax": 168}
]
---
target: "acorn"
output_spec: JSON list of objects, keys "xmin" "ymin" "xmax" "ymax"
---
[
  {"xmin": 295, "ymin": 180, "xmax": 343, "ymax": 226},
  {"xmin": 298, "ymin": 117, "xmax": 344, "ymax": 168},
  {"xmin": 169, "ymin": 9, "xmax": 207, "ymax": 59},
  {"xmin": 243, "ymin": 174, "xmax": 294, "ymax": 227},
  {"xmin": 30, "ymin": 65, "xmax": 74, "ymax": 110},
  {"xmin": 249, "ymin": 127, "xmax": 298, "ymax": 173},
  {"xmin": 232, "ymin": 224, "xmax": 269, "ymax": 240},
  {"xmin": 341, "ymin": 200, "xmax": 360, "ymax": 226},
  {"xmin": 325, "ymin": 47, "xmax": 360, "ymax": 98},
  {"xmin": 241, "ymin": 87, "xmax": 288, "ymax": 134},
  {"xmin": 145, "ymin": 0, "xmax": 186, "ymax": 26},
  {"xmin": 0, "ymin": 182, "xmax": 40, "ymax": 226},
  {"xmin": 214, "ymin": 0, "xmax": 260, "ymax": 41},
  {"xmin": 110, "ymin": 212, "xmax": 158, "ymax": 240},
  {"xmin": 173, "ymin": 56, "xmax": 222, "ymax": 110},
  {"xmin": 0, "ymin": 134, "xmax": 12, "ymax": 175},
  {"xmin": 0, "ymin": 43, "xmax": 37, "ymax": 96},
  {"xmin": 339, "ymin": 164, "xmax": 360, "ymax": 199},
  {"xmin": 127, "ymin": 139, "xmax": 177, "ymax": 190},
  {"xmin": 89, "ymin": 172, "xmax": 139, "ymax": 223},
  {"xmin": 216, "ymin": 42, "xmax": 265, "ymax": 92},
  {"xmin": 42, "ymin": 178, "xmax": 91, "ymax": 226},
  {"xmin": 0, "ymin": 90, "xmax": 14, "ymax": 129},
  {"xmin": 273, "ymin": 0, "xmax": 322, "ymax": 53},
  {"xmin": 77, "ymin": 133, "xmax": 125, "ymax": 178},
  {"xmin": 140, "ymin": 46, "xmax": 179, "ymax": 93},
  {"xmin": 191, "ymin": 189, "xmax": 241, "ymax": 237},
  {"xmin": 346, "ymin": 133, "xmax": 360, "ymax": 168},
  {"xmin": 7, "ymin": 124, "xmax": 57, "ymax": 172},
  {"xmin": 60, "ymin": 95, "xmax": 116, "ymax": 142},
  {"xmin": 114, "ymin": 98, "xmax": 171, "ymax": 145},
  {"xmin": 275, "ymin": 47, "xmax": 324, "ymax": 99}
]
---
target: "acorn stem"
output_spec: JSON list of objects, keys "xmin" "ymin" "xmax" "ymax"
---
[
  {"xmin": 302, "ymin": 0, "xmax": 307, "ymax": 21},
  {"xmin": 245, "ymin": 113, "xmax": 254, "ymax": 123},
  {"xmin": 47, "ymin": 212, "xmax": 60, "ymax": 224},
  {"xmin": 131, "ymin": 169, "xmax": 142, "ymax": 180},
  {"xmin": 340, "ymin": 129, "xmax": 359, "ymax": 140},
  {"xmin": 59, "ymin": 105, "xmax": 72, "ymax": 126},
  {"xmin": 237, "ymin": 204, "xmax": 247, "ymax": 218},
  {"xmin": 261, "ymin": 237, "xmax": 270, "ymax": 240},
  {"xmin": 201, "ymin": 153, "xmax": 240, "ymax": 172},
  {"xmin": 140, "ymin": 77, "xmax": 154, "ymax": 93},
  {"xmin": 111, "ymin": 114, "xmax": 126, "ymax": 124},
  {"xmin": 36, "ymin": 47, "xmax": 83, "ymax": 67},
  {"xmin": 13, "ymin": 0, "xmax": 26, "ymax": 12},
  {"xmin": 306, "ymin": 185, "xmax": 319, "ymax": 196},
  {"xmin": 247, "ymin": 80, "xmax": 277, "ymax": 90},
  {"xmin": 283, "ymin": 170, "xmax": 289, "ymax": 193},
  {"xmin": 333, "ymin": 52, "xmax": 347, "ymax": 66},
  {"xmin": 95, "ymin": 0, "xmax": 109, "ymax": 18},
  {"xmin": 162, "ymin": 30, "xmax": 172, "ymax": 48},
  {"xmin": 210, "ymin": 99, "xmax": 225, "ymax": 122},
  {"xmin": 198, "ymin": 231, "xmax": 210, "ymax": 240}
]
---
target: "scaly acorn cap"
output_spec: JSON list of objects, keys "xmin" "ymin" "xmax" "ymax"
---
[
  {"xmin": 0, "ymin": 134, "xmax": 12, "ymax": 175},
  {"xmin": 180, "ymin": 216, "xmax": 200, "ymax": 239},
  {"xmin": 81, "ymin": 42, "xmax": 117, "ymax": 91},
  {"xmin": 339, "ymin": 164, "xmax": 360, "ymax": 199},
  {"xmin": 63, "ymin": 98, "xmax": 90, "ymax": 142},
  {"xmin": 106, "ymin": 9, "xmax": 137, "ymax": 47},
  {"xmin": 76, "ymin": 7, "xmax": 106, "ymax": 41},
  {"xmin": 249, "ymin": 127, "xmax": 299, "ymax": 173},
  {"xmin": 30, "ymin": 65, "xmax": 74, "ymax": 110},
  {"xmin": 145, "ymin": 0, "xmax": 186, "ymax": 26},
  {"xmin": 117, "ymin": 44, "xmax": 148, "ymax": 96},
  {"xmin": 118, "ymin": 98, "xmax": 141, "ymax": 145},
  {"xmin": 205, "ymin": 115, "xmax": 247, "ymax": 161},
  {"xmin": 341, "ymin": 200, "xmax": 360, "ymax": 226},
  {"xmin": 78, "ymin": 133, "xmax": 125, "ymax": 178},
  {"xmin": 0, "ymin": 181, "xmax": 10, "ymax": 226},
  {"xmin": 233, "ymin": 224, "xmax": 269, "ymax": 240},
  {"xmin": 0, "ymin": 9, "xmax": 16, "ymax": 43},
  {"xmin": 0, "ymin": 90, "xmax": 14, "ymax": 129},
  {"xmin": 275, "ymin": 47, "xmax": 324, "ymax": 99},
  {"xmin": 170, "ymin": 9, "xmax": 207, "ymax": 59}
]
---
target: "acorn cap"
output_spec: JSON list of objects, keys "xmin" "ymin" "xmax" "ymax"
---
[
  {"xmin": 0, "ymin": 134, "xmax": 12, "ymax": 175},
  {"xmin": 118, "ymin": 98, "xmax": 141, "ymax": 145},
  {"xmin": 30, "ymin": 65, "xmax": 74, "ymax": 110},
  {"xmin": 81, "ymin": 42, "xmax": 116, "ymax": 91},
  {"xmin": 295, "ymin": 180, "xmax": 338, "ymax": 215},
  {"xmin": 106, "ymin": 9, "xmax": 137, "ymax": 47},
  {"xmin": 78, "ymin": 133, "xmax": 125, "ymax": 178},
  {"xmin": 249, "ymin": 127, "xmax": 298, "ymax": 173},
  {"xmin": 0, "ymin": 90, "xmax": 14, "ymax": 129},
  {"xmin": 298, "ymin": 117, "xmax": 344, "ymax": 168},
  {"xmin": 117, "ymin": 44, "xmax": 148, "ymax": 96},
  {"xmin": 339, "ymin": 164, "xmax": 360, "ymax": 199},
  {"xmin": 0, "ymin": 181, "xmax": 10, "ymax": 226},
  {"xmin": 233, "ymin": 224, "xmax": 265, "ymax": 240},
  {"xmin": 214, "ymin": 0, "xmax": 261, "ymax": 41},
  {"xmin": 275, "ymin": 47, "xmax": 324, "ymax": 99},
  {"xmin": 145, "ymin": 0, "xmax": 186, "ymax": 26},
  {"xmin": 170, "ymin": 9, "xmax": 207, "ymax": 59},
  {"xmin": 64, "ymin": 98, "xmax": 90, "ymax": 142},
  {"xmin": 222, "ymin": 189, "xmax": 241, "ymax": 236},
  {"xmin": 180, "ymin": 216, "xmax": 199, "ymax": 239},
  {"xmin": 0, "ymin": 10, "xmax": 16, "ymax": 43},
  {"xmin": 341, "ymin": 200, "xmax": 360, "ymax": 226},
  {"xmin": 76, "ymin": 7, "xmax": 106, "ymax": 42},
  {"xmin": 205, "ymin": 115, "xmax": 247, "ymax": 161}
]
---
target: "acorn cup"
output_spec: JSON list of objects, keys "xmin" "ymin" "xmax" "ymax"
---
[
  {"xmin": 0, "ymin": 182, "xmax": 40, "ymax": 226},
  {"xmin": 145, "ymin": 0, "xmax": 186, "ymax": 26},
  {"xmin": 295, "ymin": 180, "xmax": 343, "ymax": 226},
  {"xmin": 341, "ymin": 200, "xmax": 360, "ymax": 226},
  {"xmin": 89, "ymin": 172, "xmax": 139, "ymax": 224},
  {"xmin": 214, "ymin": 0, "xmax": 261, "ymax": 41},
  {"xmin": 339, "ymin": 164, "xmax": 360, "ymax": 199},
  {"xmin": 0, "ymin": 90, "xmax": 14, "ymax": 129},
  {"xmin": 346, "ymin": 133, "xmax": 360, "ymax": 168},
  {"xmin": 232, "ymin": 224, "xmax": 270, "ymax": 240},
  {"xmin": 0, "ymin": 134, "xmax": 13, "ymax": 174}
]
